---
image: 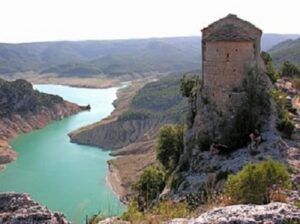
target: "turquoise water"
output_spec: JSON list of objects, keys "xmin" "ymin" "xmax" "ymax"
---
[{"xmin": 0, "ymin": 84, "xmax": 125, "ymax": 223}]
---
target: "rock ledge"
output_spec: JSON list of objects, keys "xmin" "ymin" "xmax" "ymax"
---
[{"xmin": 0, "ymin": 192, "xmax": 68, "ymax": 224}]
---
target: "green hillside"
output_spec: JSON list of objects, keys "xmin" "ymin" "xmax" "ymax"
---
[
  {"xmin": 268, "ymin": 38, "xmax": 300, "ymax": 67},
  {"xmin": 118, "ymin": 72, "xmax": 198, "ymax": 124},
  {"xmin": 0, "ymin": 34, "xmax": 298, "ymax": 77}
]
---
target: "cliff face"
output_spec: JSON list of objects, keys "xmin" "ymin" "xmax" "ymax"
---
[
  {"xmin": 70, "ymin": 118, "xmax": 163, "ymax": 150},
  {"xmin": 0, "ymin": 78, "xmax": 83, "ymax": 169},
  {"xmin": 0, "ymin": 192, "xmax": 69, "ymax": 224}
]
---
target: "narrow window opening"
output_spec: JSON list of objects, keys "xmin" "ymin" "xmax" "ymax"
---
[{"xmin": 228, "ymin": 94, "xmax": 232, "ymax": 98}]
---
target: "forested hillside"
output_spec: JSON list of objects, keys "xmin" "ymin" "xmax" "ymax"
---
[
  {"xmin": 268, "ymin": 38, "xmax": 300, "ymax": 67},
  {"xmin": 0, "ymin": 34, "xmax": 297, "ymax": 77}
]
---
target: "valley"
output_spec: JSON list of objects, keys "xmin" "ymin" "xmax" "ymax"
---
[{"xmin": 1, "ymin": 27, "xmax": 300, "ymax": 224}]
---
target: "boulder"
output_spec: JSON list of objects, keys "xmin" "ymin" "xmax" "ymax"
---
[{"xmin": 0, "ymin": 192, "xmax": 68, "ymax": 224}]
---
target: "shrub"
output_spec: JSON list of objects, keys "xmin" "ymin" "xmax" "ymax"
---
[
  {"xmin": 150, "ymin": 200, "xmax": 190, "ymax": 221},
  {"xmin": 277, "ymin": 117, "xmax": 295, "ymax": 138},
  {"xmin": 225, "ymin": 159, "xmax": 291, "ymax": 204},
  {"xmin": 261, "ymin": 52, "xmax": 280, "ymax": 83},
  {"xmin": 271, "ymin": 89, "xmax": 295, "ymax": 138},
  {"xmin": 121, "ymin": 200, "xmax": 143, "ymax": 222},
  {"xmin": 221, "ymin": 66, "xmax": 271, "ymax": 149},
  {"xmin": 121, "ymin": 200, "xmax": 190, "ymax": 223},
  {"xmin": 180, "ymin": 74, "xmax": 199, "ymax": 98},
  {"xmin": 134, "ymin": 166, "xmax": 166, "ymax": 211},
  {"xmin": 282, "ymin": 61, "xmax": 300, "ymax": 77},
  {"xmin": 87, "ymin": 211, "xmax": 105, "ymax": 224},
  {"xmin": 157, "ymin": 124, "xmax": 185, "ymax": 172}
]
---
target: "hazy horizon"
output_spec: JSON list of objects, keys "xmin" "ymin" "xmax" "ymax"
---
[{"xmin": 0, "ymin": 0, "xmax": 300, "ymax": 43}]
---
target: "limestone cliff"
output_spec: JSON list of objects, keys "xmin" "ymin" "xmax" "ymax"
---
[
  {"xmin": 0, "ymin": 78, "xmax": 84, "ymax": 169},
  {"xmin": 0, "ymin": 192, "xmax": 68, "ymax": 224}
]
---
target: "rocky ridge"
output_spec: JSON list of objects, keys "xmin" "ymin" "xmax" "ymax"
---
[
  {"xmin": 0, "ymin": 78, "xmax": 85, "ymax": 169},
  {"xmin": 0, "ymin": 192, "xmax": 68, "ymax": 224}
]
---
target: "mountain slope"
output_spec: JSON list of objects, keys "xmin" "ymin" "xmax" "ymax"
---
[
  {"xmin": 0, "ymin": 34, "xmax": 298, "ymax": 77},
  {"xmin": 268, "ymin": 38, "xmax": 300, "ymax": 67}
]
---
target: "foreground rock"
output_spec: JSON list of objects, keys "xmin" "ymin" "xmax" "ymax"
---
[
  {"xmin": 97, "ymin": 217, "xmax": 129, "ymax": 224},
  {"xmin": 0, "ymin": 192, "xmax": 68, "ymax": 224},
  {"xmin": 169, "ymin": 203, "xmax": 300, "ymax": 224}
]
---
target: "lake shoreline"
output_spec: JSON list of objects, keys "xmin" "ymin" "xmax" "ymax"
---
[
  {"xmin": 1, "ymin": 73, "xmax": 122, "ymax": 89},
  {"xmin": 0, "ymin": 84, "xmax": 125, "ymax": 221},
  {"xmin": 106, "ymin": 160, "xmax": 127, "ymax": 204}
]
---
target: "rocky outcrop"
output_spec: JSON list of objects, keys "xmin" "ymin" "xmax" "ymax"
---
[
  {"xmin": 0, "ymin": 78, "xmax": 85, "ymax": 168},
  {"xmin": 0, "ymin": 192, "xmax": 68, "ymax": 224},
  {"xmin": 169, "ymin": 203, "xmax": 300, "ymax": 224},
  {"xmin": 70, "ymin": 118, "xmax": 162, "ymax": 150}
]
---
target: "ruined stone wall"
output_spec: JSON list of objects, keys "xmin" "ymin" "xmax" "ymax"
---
[{"xmin": 202, "ymin": 40, "xmax": 255, "ymax": 114}]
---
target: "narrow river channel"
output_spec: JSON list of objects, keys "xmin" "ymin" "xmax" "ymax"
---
[{"xmin": 0, "ymin": 84, "xmax": 125, "ymax": 223}]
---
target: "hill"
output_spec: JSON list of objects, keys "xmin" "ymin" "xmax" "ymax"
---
[
  {"xmin": 0, "ymin": 78, "xmax": 84, "ymax": 170},
  {"xmin": 0, "ymin": 34, "xmax": 298, "ymax": 77},
  {"xmin": 268, "ymin": 38, "xmax": 300, "ymax": 67}
]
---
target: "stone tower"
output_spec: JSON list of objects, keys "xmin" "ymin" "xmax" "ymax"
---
[
  {"xmin": 188, "ymin": 14, "xmax": 265, "ymax": 144},
  {"xmin": 201, "ymin": 14, "xmax": 262, "ymax": 114}
]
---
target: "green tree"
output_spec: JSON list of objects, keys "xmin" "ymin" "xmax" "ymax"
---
[
  {"xmin": 134, "ymin": 166, "xmax": 166, "ymax": 211},
  {"xmin": 225, "ymin": 159, "xmax": 291, "ymax": 204},
  {"xmin": 157, "ymin": 124, "xmax": 185, "ymax": 172},
  {"xmin": 180, "ymin": 75, "xmax": 199, "ymax": 98},
  {"xmin": 261, "ymin": 51, "xmax": 273, "ymax": 64},
  {"xmin": 281, "ymin": 61, "xmax": 300, "ymax": 77}
]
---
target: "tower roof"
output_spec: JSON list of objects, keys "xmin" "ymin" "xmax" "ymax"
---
[{"xmin": 202, "ymin": 14, "xmax": 262, "ymax": 41}]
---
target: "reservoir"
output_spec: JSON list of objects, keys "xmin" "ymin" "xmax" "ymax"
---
[{"xmin": 0, "ymin": 84, "xmax": 125, "ymax": 223}]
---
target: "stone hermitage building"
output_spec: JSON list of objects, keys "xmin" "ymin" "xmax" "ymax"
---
[
  {"xmin": 186, "ymin": 14, "xmax": 268, "ymax": 146},
  {"xmin": 202, "ymin": 14, "xmax": 262, "ymax": 115}
]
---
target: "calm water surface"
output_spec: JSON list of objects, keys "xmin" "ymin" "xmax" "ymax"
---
[{"xmin": 0, "ymin": 84, "xmax": 125, "ymax": 223}]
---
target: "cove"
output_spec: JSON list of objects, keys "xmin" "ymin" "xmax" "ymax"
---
[{"xmin": 0, "ymin": 84, "xmax": 125, "ymax": 223}]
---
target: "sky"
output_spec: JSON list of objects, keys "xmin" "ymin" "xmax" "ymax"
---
[{"xmin": 0, "ymin": 0, "xmax": 299, "ymax": 43}]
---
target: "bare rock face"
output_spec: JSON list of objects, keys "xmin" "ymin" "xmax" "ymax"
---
[
  {"xmin": 169, "ymin": 203, "xmax": 300, "ymax": 224},
  {"xmin": 0, "ymin": 192, "xmax": 69, "ymax": 224}
]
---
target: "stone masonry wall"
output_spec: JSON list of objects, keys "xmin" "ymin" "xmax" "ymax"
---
[{"xmin": 202, "ymin": 41, "xmax": 255, "ymax": 114}]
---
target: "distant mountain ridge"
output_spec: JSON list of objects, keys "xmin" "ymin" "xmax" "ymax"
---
[{"xmin": 0, "ymin": 34, "xmax": 298, "ymax": 77}]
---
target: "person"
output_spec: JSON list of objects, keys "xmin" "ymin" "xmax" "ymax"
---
[{"xmin": 249, "ymin": 129, "xmax": 262, "ymax": 152}]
